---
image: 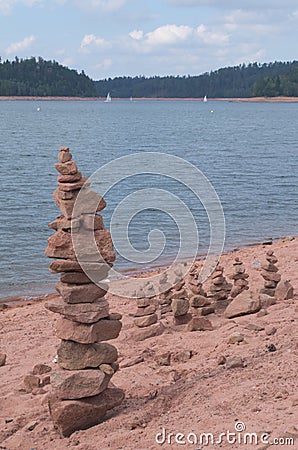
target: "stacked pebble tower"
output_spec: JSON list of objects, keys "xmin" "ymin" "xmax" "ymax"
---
[
  {"xmin": 133, "ymin": 282, "xmax": 164, "ymax": 341},
  {"xmin": 187, "ymin": 265, "xmax": 213, "ymax": 316},
  {"xmin": 229, "ymin": 257, "xmax": 249, "ymax": 298},
  {"xmin": 171, "ymin": 273, "xmax": 191, "ymax": 325},
  {"xmin": 259, "ymin": 250, "xmax": 281, "ymax": 307},
  {"xmin": 45, "ymin": 147, "xmax": 124, "ymax": 437},
  {"xmin": 207, "ymin": 265, "xmax": 231, "ymax": 312}
]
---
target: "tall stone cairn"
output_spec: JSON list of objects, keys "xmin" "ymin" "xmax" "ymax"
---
[
  {"xmin": 45, "ymin": 147, "xmax": 124, "ymax": 437},
  {"xmin": 259, "ymin": 250, "xmax": 281, "ymax": 308},
  {"xmin": 229, "ymin": 257, "xmax": 249, "ymax": 298}
]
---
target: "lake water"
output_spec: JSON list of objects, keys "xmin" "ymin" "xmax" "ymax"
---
[{"xmin": 0, "ymin": 99, "xmax": 297, "ymax": 298}]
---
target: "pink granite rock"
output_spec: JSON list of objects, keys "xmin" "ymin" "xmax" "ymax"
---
[
  {"xmin": 134, "ymin": 313, "xmax": 158, "ymax": 328},
  {"xmin": 275, "ymin": 280, "xmax": 294, "ymax": 300},
  {"xmin": 55, "ymin": 317, "xmax": 122, "ymax": 343},
  {"xmin": 134, "ymin": 322, "xmax": 164, "ymax": 342},
  {"xmin": 45, "ymin": 298, "xmax": 109, "ymax": 323},
  {"xmin": 60, "ymin": 272, "xmax": 93, "ymax": 285},
  {"xmin": 58, "ymin": 151, "xmax": 72, "ymax": 163},
  {"xmin": 57, "ymin": 172, "xmax": 82, "ymax": 183},
  {"xmin": 133, "ymin": 305, "xmax": 156, "ymax": 317},
  {"xmin": 224, "ymin": 291, "xmax": 261, "ymax": 319},
  {"xmin": 57, "ymin": 341, "xmax": 118, "ymax": 370},
  {"xmin": 48, "ymin": 215, "xmax": 73, "ymax": 231},
  {"xmin": 187, "ymin": 317, "xmax": 213, "ymax": 332},
  {"xmin": 58, "ymin": 177, "xmax": 89, "ymax": 192},
  {"xmin": 49, "ymin": 260, "xmax": 110, "ymax": 278},
  {"xmin": 46, "ymin": 229, "xmax": 115, "ymax": 263},
  {"xmin": 45, "ymin": 230, "xmax": 76, "ymax": 260},
  {"xmin": 53, "ymin": 190, "xmax": 77, "ymax": 219},
  {"xmin": 55, "ymin": 282, "xmax": 108, "ymax": 304},
  {"xmin": 261, "ymin": 261, "xmax": 278, "ymax": 272},
  {"xmin": 48, "ymin": 388, "xmax": 124, "ymax": 437},
  {"xmin": 171, "ymin": 298, "xmax": 189, "ymax": 317},
  {"xmin": 260, "ymin": 270, "xmax": 281, "ymax": 283},
  {"xmin": 190, "ymin": 295, "xmax": 211, "ymax": 308},
  {"xmin": 55, "ymin": 160, "xmax": 78, "ymax": 175},
  {"xmin": 51, "ymin": 367, "xmax": 111, "ymax": 399}
]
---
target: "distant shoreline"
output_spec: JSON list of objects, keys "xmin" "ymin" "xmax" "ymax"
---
[{"xmin": 0, "ymin": 95, "xmax": 298, "ymax": 102}]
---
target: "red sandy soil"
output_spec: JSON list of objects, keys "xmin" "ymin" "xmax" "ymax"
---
[
  {"xmin": 0, "ymin": 96, "xmax": 298, "ymax": 102},
  {"xmin": 0, "ymin": 238, "xmax": 297, "ymax": 450}
]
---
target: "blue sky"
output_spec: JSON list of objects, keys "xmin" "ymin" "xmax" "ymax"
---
[{"xmin": 0, "ymin": 0, "xmax": 297, "ymax": 80}]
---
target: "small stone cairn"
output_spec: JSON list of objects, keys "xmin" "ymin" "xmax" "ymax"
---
[
  {"xmin": 187, "ymin": 265, "xmax": 214, "ymax": 316},
  {"xmin": 259, "ymin": 250, "xmax": 281, "ymax": 307},
  {"xmin": 133, "ymin": 282, "xmax": 164, "ymax": 341},
  {"xmin": 229, "ymin": 257, "xmax": 249, "ymax": 298},
  {"xmin": 207, "ymin": 265, "xmax": 231, "ymax": 311},
  {"xmin": 158, "ymin": 273, "xmax": 173, "ymax": 317},
  {"xmin": 45, "ymin": 147, "xmax": 124, "ymax": 437},
  {"xmin": 171, "ymin": 272, "xmax": 191, "ymax": 325}
]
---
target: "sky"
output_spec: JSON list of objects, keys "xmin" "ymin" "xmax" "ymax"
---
[{"xmin": 0, "ymin": 0, "xmax": 297, "ymax": 80}]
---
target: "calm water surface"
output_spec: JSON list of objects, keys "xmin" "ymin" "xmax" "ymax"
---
[{"xmin": 0, "ymin": 100, "xmax": 297, "ymax": 297}]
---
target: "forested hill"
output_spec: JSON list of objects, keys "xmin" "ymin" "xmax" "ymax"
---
[
  {"xmin": 0, "ymin": 57, "xmax": 97, "ymax": 97},
  {"xmin": 0, "ymin": 58, "xmax": 297, "ymax": 98},
  {"xmin": 96, "ymin": 61, "xmax": 298, "ymax": 98}
]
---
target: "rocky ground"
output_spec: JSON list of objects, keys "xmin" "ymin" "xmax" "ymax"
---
[{"xmin": 0, "ymin": 237, "xmax": 297, "ymax": 450}]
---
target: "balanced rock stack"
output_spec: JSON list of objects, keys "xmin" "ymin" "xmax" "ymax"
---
[
  {"xmin": 133, "ymin": 282, "xmax": 164, "ymax": 341},
  {"xmin": 45, "ymin": 147, "xmax": 124, "ymax": 437},
  {"xmin": 259, "ymin": 250, "xmax": 281, "ymax": 307},
  {"xmin": 158, "ymin": 273, "xmax": 174, "ymax": 317},
  {"xmin": 171, "ymin": 275, "xmax": 191, "ymax": 325},
  {"xmin": 229, "ymin": 257, "xmax": 249, "ymax": 298},
  {"xmin": 207, "ymin": 265, "xmax": 231, "ymax": 312},
  {"xmin": 188, "ymin": 271, "xmax": 214, "ymax": 317}
]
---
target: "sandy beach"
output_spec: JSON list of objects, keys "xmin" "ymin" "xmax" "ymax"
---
[
  {"xmin": 0, "ymin": 236, "xmax": 297, "ymax": 450},
  {"xmin": 0, "ymin": 96, "xmax": 298, "ymax": 102}
]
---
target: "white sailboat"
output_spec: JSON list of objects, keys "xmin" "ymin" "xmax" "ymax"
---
[
  {"xmin": 104, "ymin": 92, "xmax": 111, "ymax": 102},
  {"xmin": 203, "ymin": 95, "xmax": 207, "ymax": 102}
]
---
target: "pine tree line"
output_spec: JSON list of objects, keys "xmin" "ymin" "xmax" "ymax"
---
[
  {"xmin": 0, "ymin": 57, "xmax": 297, "ymax": 98},
  {"xmin": 95, "ymin": 61, "xmax": 298, "ymax": 98},
  {"xmin": 0, "ymin": 57, "xmax": 97, "ymax": 97}
]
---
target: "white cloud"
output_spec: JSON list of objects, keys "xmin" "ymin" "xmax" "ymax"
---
[
  {"xmin": 129, "ymin": 30, "xmax": 143, "ymax": 41},
  {"xmin": 79, "ymin": 34, "xmax": 108, "ymax": 53},
  {"xmin": 0, "ymin": 0, "xmax": 13, "ymax": 14},
  {"xmin": 0, "ymin": 0, "xmax": 41, "ymax": 15},
  {"xmin": 145, "ymin": 24, "xmax": 194, "ymax": 46},
  {"xmin": 128, "ymin": 24, "xmax": 229, "ymax": 51},
  {"xmin": 5, "ymin": 35, "xmax": 35, "ymax": 55},
  {"xmin": 196, "ymin": 24, "xmax": 229, "ymax": 45}
]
